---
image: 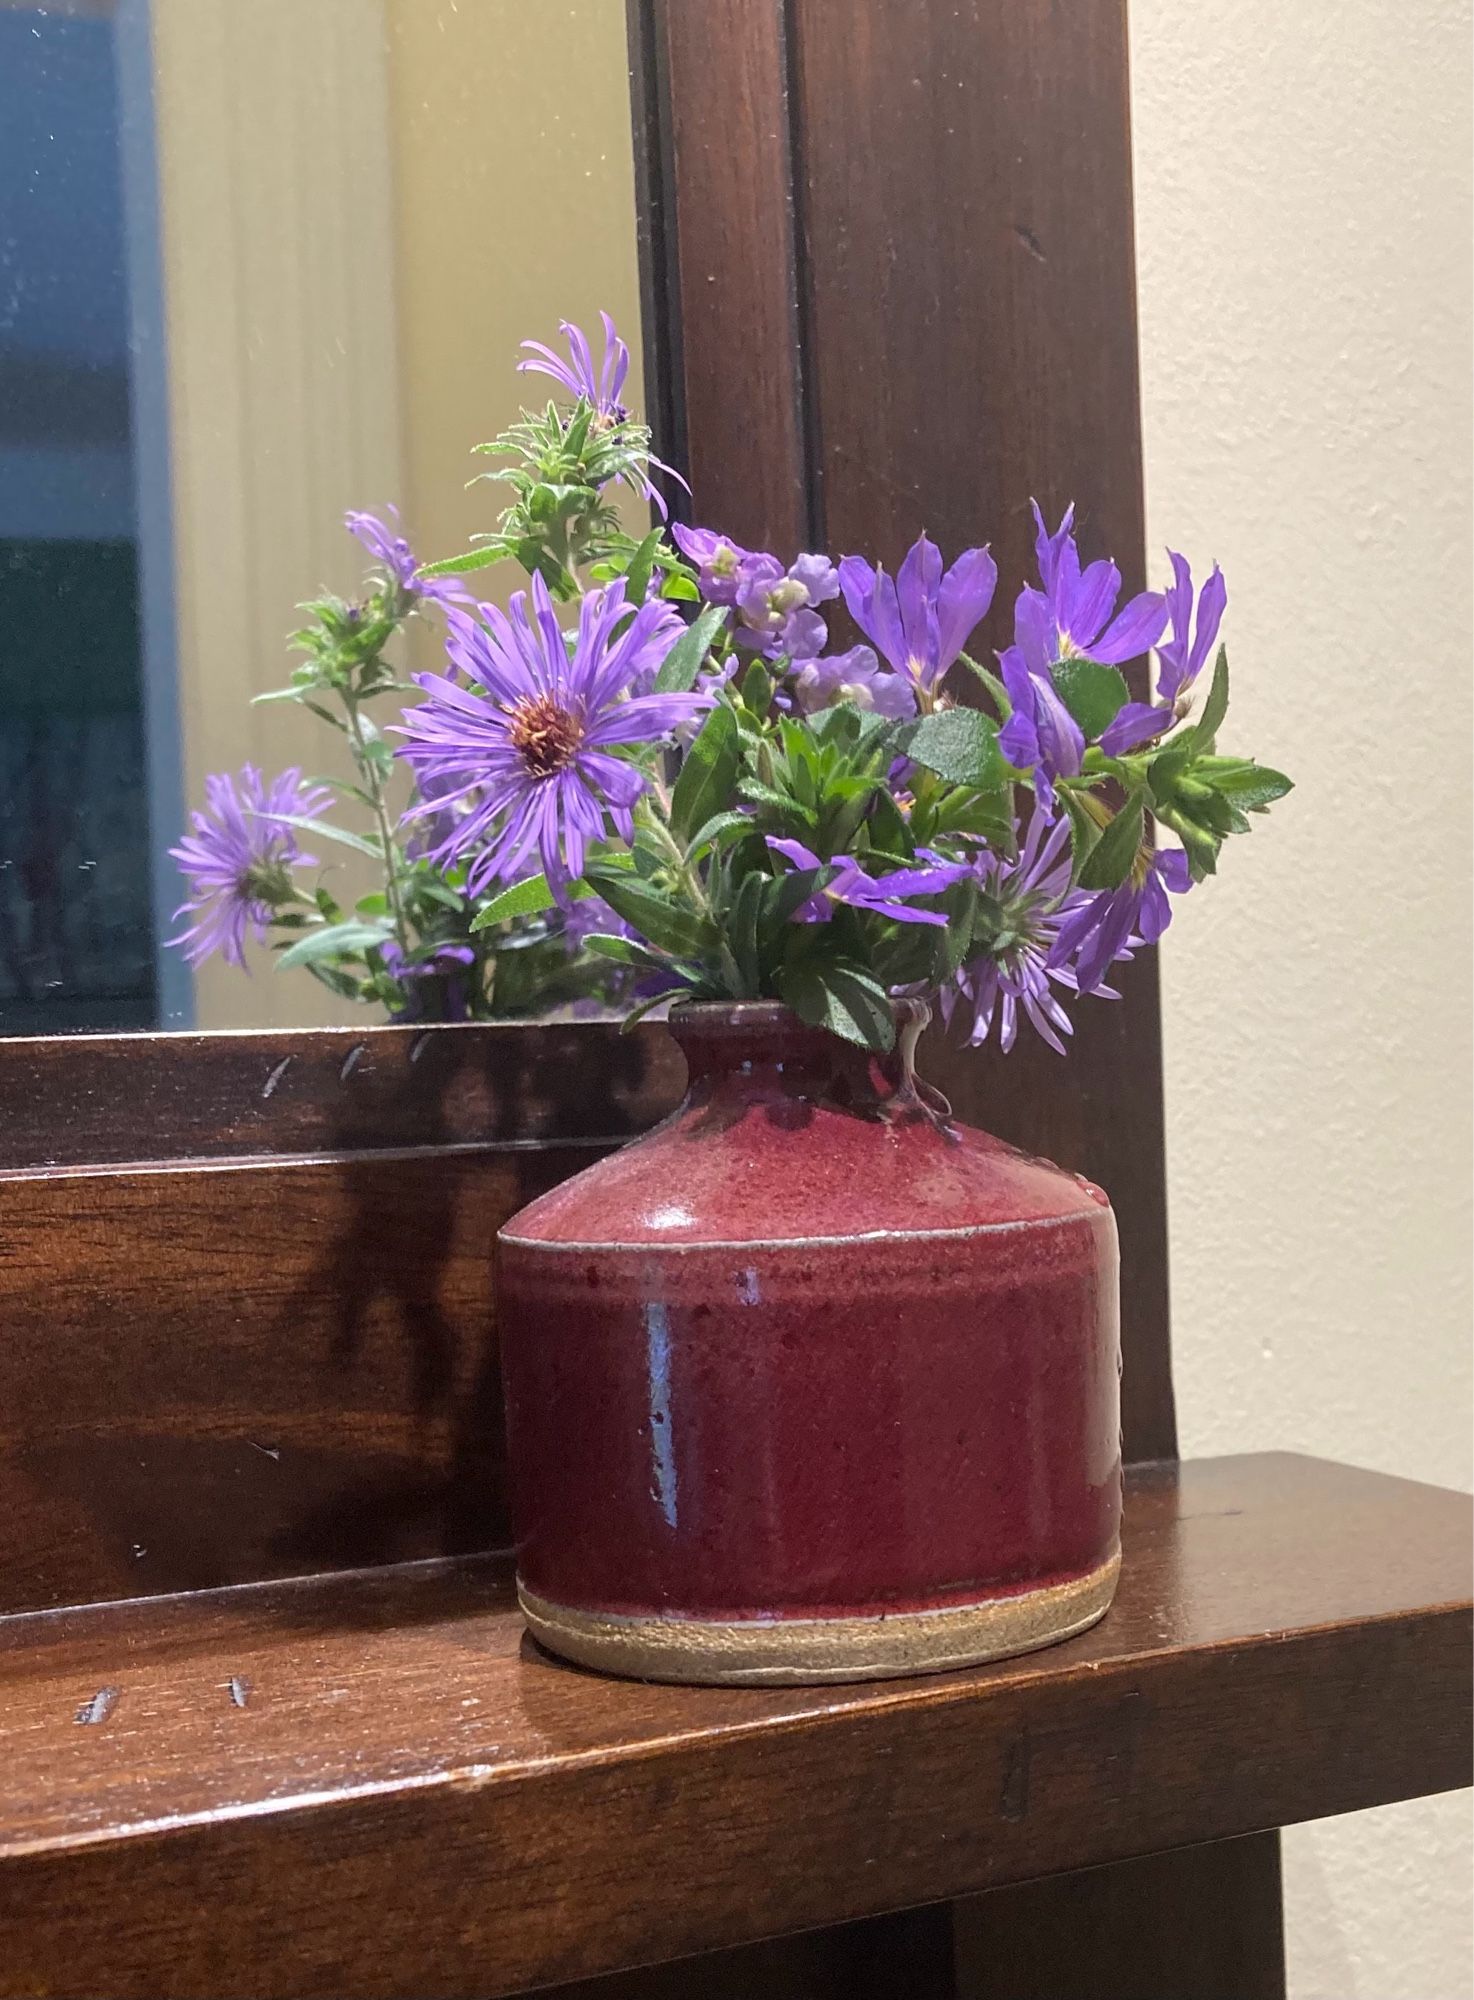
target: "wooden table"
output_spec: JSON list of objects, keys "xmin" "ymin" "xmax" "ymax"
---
[{"xmin": 1, "ymin": 1452, "xmax": 1466, "ymax": 1998}]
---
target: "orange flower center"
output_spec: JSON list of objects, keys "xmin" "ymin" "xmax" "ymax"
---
[{"xmin": 507, "ymin": 694, "xmax": 585, "ymax": 777}]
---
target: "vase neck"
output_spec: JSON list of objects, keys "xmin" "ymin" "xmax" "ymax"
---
[{"xmin": 667, "ymin": 1000, "xmax": 937, "ymax": 1119}]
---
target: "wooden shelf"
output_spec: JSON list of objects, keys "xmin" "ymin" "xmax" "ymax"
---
[{"xmin": 0, "ymin": 1452, "xmax": 1467, "ymax": 1999}]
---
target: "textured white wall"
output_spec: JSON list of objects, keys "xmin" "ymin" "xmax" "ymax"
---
[{"xmin": 1128, "ymin": 2, "xmax": 1473, "ymax": 1996}]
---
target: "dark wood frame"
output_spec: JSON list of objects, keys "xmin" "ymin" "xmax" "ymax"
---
[{"xmin": 0, "ymin": 5, "xmax": 1467, "ymax": 1996}]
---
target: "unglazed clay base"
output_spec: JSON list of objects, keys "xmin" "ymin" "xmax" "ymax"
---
[{"xmin": 519, "ymin": 1547, "xmax": 1121, "ymax": 1686}]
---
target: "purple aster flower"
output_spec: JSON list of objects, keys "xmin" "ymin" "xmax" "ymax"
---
[
  {"xmin": 791, "ymin": 644, "xmax": 918, "ymax": 721},
  {"xmin": 733, "ymin": 550, "xmax": 838, "ymax": 660},
  {"xmin": 345, "ymin": 507, "xmax": 463, "ymax": 605},
  {"xmin": 518, "ymin": 312, "xmax": 632, "ymax": 422},
  {"xmin": 837, "ymin": 534, "xmax": 998, "ymax": 697},
  {"xmin": 516, "ymin": 314, "xmax": 688, "ymax": 519},
  {"xmin": 169, "ymin": 765, "xmax": 332, "ymax": 970},
  {"xmin": 397, "ymin": 576, "xmax": 705, "ymax": 902},
  {"xmin": 940, "ymin": 808, "xmax": 1109, "ymax": 1055},
  {"xmin": 1049, "ymin": 844, "xmax": 1191, "ymax": 995},
  {"xmin": 670, "ymin": 523, "xmax": 751, "ymax": 606},
  {"xmin": 766, "ymin": 836, "xmax": 968, "ymax": 927},
  {"xmin": 942, "ymin": 810, "xmax": 1077, "ymax": 1054},
  {"xmin": 1098, "ymin": 553, "xmax": 1228, "ymax": 755}
]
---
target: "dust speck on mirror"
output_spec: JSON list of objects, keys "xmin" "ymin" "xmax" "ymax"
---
[{"xmin": 0, "ymin": 0, "xmax": 646, "ymax": 1037}]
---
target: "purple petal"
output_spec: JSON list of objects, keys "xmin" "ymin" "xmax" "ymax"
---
[
  {"xmin": 1091, "ymin": 589, "xmax": 1168, "ymax": 664},
  {"xmin": 1188, "ymin": 563, "xmax": 1227, "ymax": 682},
  {"xmin": 935, "ymin": 546, "xmax": 998, "ymax": 672},
  {"xmin": 895, "ymin": 534, "xmax": 943, "ymax": 682},
  {"xmin": 1068, "ymin": 559, "xmax": 1121, "ymax": 651},
  {"xmin": 1098, "ymin": 700, "xmax": 1170, "ymax": 756}
]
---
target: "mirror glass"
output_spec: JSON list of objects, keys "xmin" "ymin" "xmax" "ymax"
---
[{"xmin": 0, "ymin": 0, "xmax": 648, "ymax": 1034}]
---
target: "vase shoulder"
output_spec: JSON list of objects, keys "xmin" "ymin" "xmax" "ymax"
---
[{"xmin": 502, "ymin": 1091, "xmax": 1110, "ymax": 1250}]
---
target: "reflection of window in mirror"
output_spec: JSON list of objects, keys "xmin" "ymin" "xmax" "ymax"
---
[{"xmin": 0, "ymin": 0, "xmax": 646, "ymax": 1036}]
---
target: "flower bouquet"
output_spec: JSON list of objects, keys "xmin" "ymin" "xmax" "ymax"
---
[{"xmin": 171, "ymin": 313, "xmax": 1289, "ymax": 1047}]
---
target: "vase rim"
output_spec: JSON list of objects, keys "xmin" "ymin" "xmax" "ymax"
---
[{"xmin": 666, "ymin": 997, "xmax": 931, "ymax": 1036}]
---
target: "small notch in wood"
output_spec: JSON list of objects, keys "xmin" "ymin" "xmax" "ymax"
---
[
  {"xmin": 1000, "ymin": 1732, "xmax": 1031, "ymax": 1822},
  {"xmin": 75, "ymin": 1687, "xmax": 120, "ymax": 1727},
  {"xmin": 226, "ymin": 1676, "xmax": 251, "ymax": 1710},
  {"xmin": 261, "ymin": 1056, "xmax": 293, "ymax": 1100},
  {"xmin": 339, "ymin": 1042, "xmax": 368, "ymax": 1083},
  {"xmin": 1012, "ymin": 222, "xmax": 1047, "ymax": 262}
]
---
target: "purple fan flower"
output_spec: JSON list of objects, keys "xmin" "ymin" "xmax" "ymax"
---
[
  {"xmin": 169, "ymin": 765, "xmax": 332, "ymax": 970},
  {"xmin": 670, "ymin": 524, "xmax": 751, "ymax": 607},
  {"xmin": 733, "ymin": 551, "xmax": 838, "ymax": 660},
  {"xmin": 1026, "ymin": 502, "xmax": 1168, "ymax": 666},
  {"xmin": 940, "ymin": 808, "xmax": 1101, "ymax": 1055},
  {"xmin": 345, "ymin": 507, "xmax": 463, "ymax": 605},
  {"xmin": 838, "ymin": 534, "xmax": 998, "ymax": 697},
  {"xmin": 791, "ymin": 644, "xmax": 918, "ymax": 721},
  {"xmin": 397, "ymin": 575, "xmax": 705, "ymax": 902},
  {"xmin": 766, "ymin": 837, "xmax": 968, "ymax": 927},
  {"xmin": 1049, "ymin": 844, "xmax": 1191, "ymax": 995},
  {"xmin": 998, "ymin": 505, "xmax": 1168, "ymax": 802},
  {"xmin": 518, "ymin": 312, "xmax": 631, "ymax": 421},
  {"xmin": 1098, "ymin": 553, "xmax": 1228, "ymax": 755},
  {"xmin": 997, "ymin": 591, "xmax": 1088, "ymax": 807}
]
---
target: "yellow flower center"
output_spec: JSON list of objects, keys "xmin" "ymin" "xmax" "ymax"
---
[{"xmin": 508, "ymin": 694, "xmax": 585, "ymax": 777}]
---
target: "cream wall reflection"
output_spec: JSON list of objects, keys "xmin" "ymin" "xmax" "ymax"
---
[{"xmin": 149, "ymin": 0, "xmax": 644, "ymax": 1029}]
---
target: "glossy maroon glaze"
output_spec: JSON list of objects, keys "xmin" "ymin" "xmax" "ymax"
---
[{"xmin": 495, "ymin": 1003, "xmax": 1121, "ymax": 1620}]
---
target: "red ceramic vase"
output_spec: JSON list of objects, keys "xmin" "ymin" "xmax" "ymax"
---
[{"xmin": 495, "ymin": 1000, "xmax": 1121, "ymax": 1685}]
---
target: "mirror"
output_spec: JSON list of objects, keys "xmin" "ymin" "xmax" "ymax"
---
[{"xmin": 0, "ymin": 0, "xmax": 649, "ymax": 1034}]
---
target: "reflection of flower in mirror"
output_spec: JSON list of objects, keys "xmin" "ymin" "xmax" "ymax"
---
[
  {"xmin": 169, "ymin": 765, "xmax": 331, "ymax": 969},
  {"xmin": 518, "ymin": 312, "xmax": 631, "ymax": 423},
  {"xmin": 345, "ymin": 507, "xmax": 463, "ymax": 605}
]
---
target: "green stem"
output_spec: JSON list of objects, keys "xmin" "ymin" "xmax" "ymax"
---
[
  {"xmin": 342, "ymin": 683, "xmax": 411, "ymax": 956},
  {"xmin": 639, "ymin": 786, "xmax": 747, "ymax": 996}
]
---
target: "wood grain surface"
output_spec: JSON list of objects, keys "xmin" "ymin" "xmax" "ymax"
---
[{"xmin": 0, "ymin": 1454, "xmax": 1466, "ymax": 1997}]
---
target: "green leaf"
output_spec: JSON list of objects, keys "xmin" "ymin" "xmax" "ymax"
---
[
  {"xmin": 1078, "ymin": 792, "xmax": 1146, "ymax": 891},
  {"xmin": 469, "ymin": 872, "xmax": 597, "ymax": 932},
  {"xmin": 622, "ymin": 528, "xmax": 665, "ymax": 609},
  {"xmin": 1059, "ymin": 788, "xmax": 1104, "ymax": 879},
  {"xmin": 416, "ymin": 544, "xmax": 505, "ymax": 579},
  {"xmin": 276, "ymin": 920, "xmax": 394, "ymax": 971},
  {"xmin": 581, "ymin": 933, "xmax": 671, "ymax": 972},
  {"xmin": 957, "ymin": 651, "xmax": 1013, "ymax": 720},
  {"xmin": 867, "ymin": 787, "xmax": 916, "ymax": 859},
  {"xmin": 259, "ymin": 813, "xmax": 383, "ymax": 860},
  {"xmin": 738, "ymin": 658, "xmax": 774, "ymax": 716},
  {"xmin": 728, "ymin": 867, "xmax": 766, "ymax": 996},
  {"xmin": 653, "ymin": 602, "xmax": 729, "ymax": 694},
  {"xmin": 585, "ymin": 865, "xmax": 714, "ymax": 959},
  {"xmin": 1198, "ymin": 757, "xmax": 1294, "ymax": 812},
  {"xmin": 736, "ymin": 777, "xmax": 814, "ymax": 823},
  {"xmin": 895, "ymin": 707, "xmax": 1004, "ymax": 788},
  {"xmin": 781, "ymin": 958, "xmax": 895, "ymax": 1052},
  {"xmin": 685, "ymin": 809, "xmax": 760, "ymax": 862},
  {"xmin": 670, "ymin": 702, "xmax": 743, "ymax": 844},
  {"xmin": 620, "ymin": 988, "xmax": 691, "ymax": 1030},
  {"xmin": 1049, "ymin": 655, "xmax": 1132, "ymax": 742},
  {"xmin": 1187, "ymin": 646, "xmax": 1229, "ymax": 751}
]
